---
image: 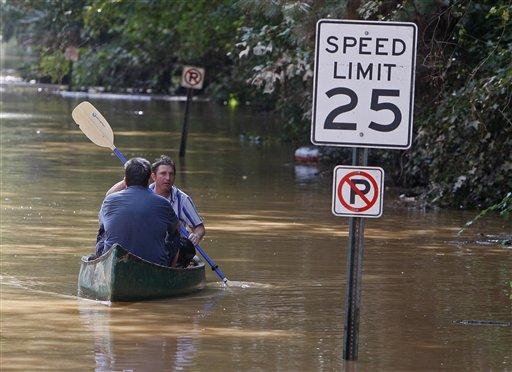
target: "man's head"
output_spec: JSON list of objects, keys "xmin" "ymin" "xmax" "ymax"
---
[
  {"xmin": 124, "ymin": 157, "xmax": 151, "ymax": 187},
  {"xmin": 151, "ymin": 155, "xmax": 176, "ymax": 194}
]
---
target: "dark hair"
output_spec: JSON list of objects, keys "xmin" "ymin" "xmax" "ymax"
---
[
  {"xmin": 125, "ymin": 157, "xmax": 151, "ymax": 187},
  {"xmin": 151, "ymin": 155, "xmax": 176, "ymax": 175}
]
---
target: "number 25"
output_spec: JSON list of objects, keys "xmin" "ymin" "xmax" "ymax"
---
[{"xmin": 324, "ymin": 88, "xmax": 402, "ymax": 132}]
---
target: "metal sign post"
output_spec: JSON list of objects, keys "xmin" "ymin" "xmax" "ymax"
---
[
  {"xmin": 311, "ymin": 19, "xmax": 417, "ymax": 361},
  {"xmin": 332, "ymin": 156, "xmax": 384, "ymax": 359},
  {"xmin": 343, "ymin": 147, "xmax": 367, "ymax": 360},
  {"xmin": 179, "ymin": 66, "xmax": 205, "ymax": 158},
  {"xmin": 64, "ymin": 46, "xmax": 79, "ymax": 92},
  {"xmin": 179, "ymin": 88, "xmax": 193, "ymax": 158}
]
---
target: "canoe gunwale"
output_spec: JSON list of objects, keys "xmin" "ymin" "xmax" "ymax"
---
[{"xmin": 80, "ymin": 244, "xmax": 206, "ymax": 272}]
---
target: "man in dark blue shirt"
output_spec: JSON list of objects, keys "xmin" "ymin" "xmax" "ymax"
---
[{"xmin": 97, "ymin": 157, "xmax": 179, "ymax": 266}]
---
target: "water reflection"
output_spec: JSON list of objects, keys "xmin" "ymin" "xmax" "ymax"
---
[
  {"xmin": 78, "ymin": 296, "xmax": 215, "ymax": 371},
  {"xmin": 77, "ymin": 287, "xmax": 285, "ymax": 371},
  {"xmin": 294, "ymin": 164, "xmax": 320, "ymax": 182}
]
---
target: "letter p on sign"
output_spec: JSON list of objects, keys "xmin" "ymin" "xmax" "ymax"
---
[
  {"xmin": 181, "ymin": 66, "xmax": 205, "ymax": 90},
  {"xmin": 332, "ymin": 165, "xmax": 384, "ymax": 218}
]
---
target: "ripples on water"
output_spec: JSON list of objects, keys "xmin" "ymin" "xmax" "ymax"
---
[{"xmin": 1, "ymin": 87, "xmax": 511, "ymax": 370}]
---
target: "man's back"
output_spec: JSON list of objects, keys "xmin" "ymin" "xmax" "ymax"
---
[{"xmin": 100, "ymin": 186, "xmax": 178, "ymax": 265}]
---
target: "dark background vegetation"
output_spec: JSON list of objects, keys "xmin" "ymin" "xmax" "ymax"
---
[{"xmin": 1, "ymin": 0, "xmax": 510, "ymax": 215}]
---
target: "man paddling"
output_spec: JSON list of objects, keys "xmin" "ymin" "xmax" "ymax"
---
[
  {"xmin": 97, "ymin": 157, "xmax": 180, "ymax": 266},
  {"xmin": 106, "ymin": 155, "xmax": 206, "ymax": 246}
]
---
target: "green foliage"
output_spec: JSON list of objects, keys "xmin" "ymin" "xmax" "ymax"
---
[
  {"xmin": 232, "ymin": 1, "xmax": 340, "ymax": 143},
  {"xmin": 2, "ymin": 0, "xmax": 241, "ymax": 92},
  {"xmin": 233, "ymin": 0, "xmax": 512, "ymax": 210},
  {"xmin": 459, "ymin": 192, "xmax": 512, "ymax": 235},
  {"xmin": 1, "ymin": 0, "xmax": 86, "ymax": 49},
  {"xmin": 2, "ymin": 0, "xmax": 511, "ymax": 211},
  {"xmin": 39, "ymin": 51, "xmax": 70, "ymax": 84},
  {"xmin": 404, "ymin": 1, "xmax": 512, "ymax": 208}
]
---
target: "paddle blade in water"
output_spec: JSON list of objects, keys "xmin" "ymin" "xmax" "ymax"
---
[{"xmin": 72, "ymin": 101, "xmax": 115, "ymax": 149}]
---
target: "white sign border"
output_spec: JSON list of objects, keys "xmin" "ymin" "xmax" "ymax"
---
[
  {"xmin": 311, "ymin": 19, "xmax": 418, "ymax": 150},
  {"xmin": 332, "ymin": 165, "xmax": 385, "ymax": 218}
]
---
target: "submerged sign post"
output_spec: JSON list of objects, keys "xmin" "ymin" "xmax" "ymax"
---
[
  {"xmin": 179, "ymin": 66, "xmax": 206, "ymax": 158},
  {"xmin": 311, "ymin": 19, "xmax": 417, "ymax": 361}
]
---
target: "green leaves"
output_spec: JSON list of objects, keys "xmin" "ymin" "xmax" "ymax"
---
[
  {"xmin": 402, "ymin": 0, "xmax": 512, "ymax": 210},
  {"xmin": 39, "ymin": 52, "xmax": 70, "ymax": 84},
  {"xmin": 2, "ymin": 0, "xmax": 511, "ymax": 213},
  {"xmin": 458, "ymin": 192, "xmax": 512, "ymax": 235},
  {"xmin": 4, "ymin": 0, "xmax": 241, "ymax": 92}
]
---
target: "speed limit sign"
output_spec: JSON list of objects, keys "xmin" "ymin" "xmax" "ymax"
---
[{"xmin": 311, "ymin": 19, "xmax": 417, "ymax": 149}]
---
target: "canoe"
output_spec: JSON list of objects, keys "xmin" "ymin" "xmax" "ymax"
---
[{"xmin": 78, "ymin": 244, "xmax": 206, "ymax": 301}]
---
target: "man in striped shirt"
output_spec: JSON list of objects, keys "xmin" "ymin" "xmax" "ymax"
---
[
  {"xmin": 149, "ymin": 156, "xmax": 205, "ymax": 245},
  {"xmin": 106, "ymin": 155, "xmax": 205, "ymax": 246}
]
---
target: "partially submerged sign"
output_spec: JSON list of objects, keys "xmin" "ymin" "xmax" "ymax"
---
[
  {"xmin": 332, "ymin": 165, "xmax": 384, "ymax": 218},
  {"xmin": 311, "ymin": 20, "xmax": 417, "ymax": 149},
  {"xmin": 179, "ymin": 66, "xmax": 205, "ymax": 157},
  {"xmin": 312, "ymin": 19, "xmax": 418, "ymax": 361},
  {"xmin": 181, "ymin": 66, "xmax": 205, "ymax": 90}
]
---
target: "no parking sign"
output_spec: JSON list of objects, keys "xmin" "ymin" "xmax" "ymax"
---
[
  {"xmin": 332, "ymin": 165, "xmax": 384, "ymax": 218},
  {"xmin": 181, "ymin": 66, "xmax": 205, "ymax": 90}
]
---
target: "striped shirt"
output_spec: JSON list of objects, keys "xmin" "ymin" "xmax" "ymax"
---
[{"xmin": 149, "ymin": 183, "xmax": 203, "ymax": 228}]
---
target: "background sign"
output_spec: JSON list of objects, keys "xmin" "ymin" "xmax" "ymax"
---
[
  {"xmin": 181, "ymin": 66, "xmax": 205, "ymax": 90},
  {"xmin": 64, "ymin": 46, "xmax": 79, "ymax": 62},
  {"xmin": 311, "ymin": 20, "xmax": 417, "ymax": 149},
  {"xmin": 332, "ymin": 165, "xmax": 384, "ymax": 218}
]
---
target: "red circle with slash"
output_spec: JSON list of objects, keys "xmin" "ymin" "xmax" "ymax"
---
[
  {"xmin": 185, "ymin": 68, "xmax": 203, "ymax": 86},
  {"xmin": 337, "ymin": 171, "xmax": 379, "ymax": 212}
]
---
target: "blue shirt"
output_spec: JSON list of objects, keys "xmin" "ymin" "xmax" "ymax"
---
[{"xmin": 99, "ymin": 186, "xmax": 178, "ymax": 265}]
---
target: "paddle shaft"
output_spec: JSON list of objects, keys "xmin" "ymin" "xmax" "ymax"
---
[
  {"xmin": 114, "ymin": 151, "xmax": 229, "ymax": 284},
  {"xmin": 179, "ymin": 226, "xmax": 228, "ymax": 285},
  {"xmin": 113, "ymin": 148, "xmax": 128, "ymax": 164}
]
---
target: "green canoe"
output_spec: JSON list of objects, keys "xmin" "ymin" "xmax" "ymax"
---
[{"xmin": 78, "ymin": 244, "xmax": 206, "ymax": 302}]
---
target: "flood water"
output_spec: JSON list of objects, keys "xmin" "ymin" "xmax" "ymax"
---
[{"xmin": 1, "ymin": 86, "xmax": 511, "ymax": 371}]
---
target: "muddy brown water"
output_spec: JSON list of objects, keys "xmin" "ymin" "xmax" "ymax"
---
[{"xmin": 1, "ymin": 87, "xmax": 511, "ymax": 371}]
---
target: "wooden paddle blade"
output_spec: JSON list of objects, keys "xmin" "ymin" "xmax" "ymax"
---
[{"xmin": 72, "ymin": 101, "xmax": 115, "ymax": 149}]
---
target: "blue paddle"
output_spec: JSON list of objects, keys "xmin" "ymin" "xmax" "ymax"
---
[
  {"xmin": 178, "ymin": 226, "xmax": 229, "ymax": 285},
  {"xmin": 72, "ymin": 101, "xmax": 230, "ymax": 285}
]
